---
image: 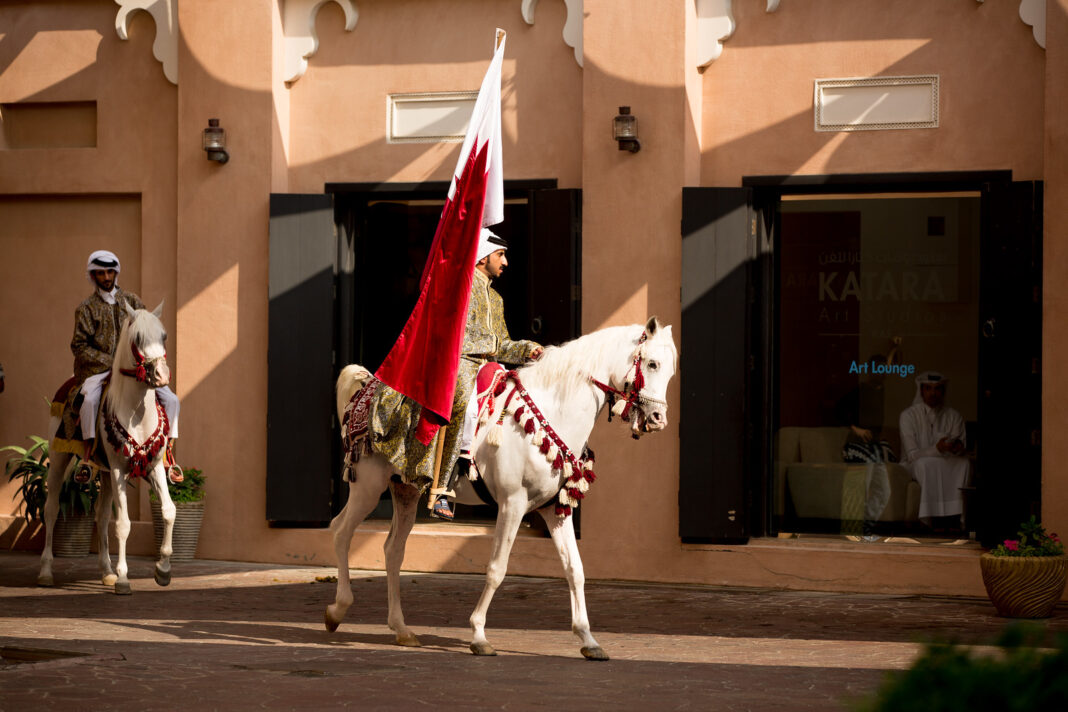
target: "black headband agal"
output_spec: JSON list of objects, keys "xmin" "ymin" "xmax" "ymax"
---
[
  {"xmin": 90, "ymin": 258, "xmax": 119, "ymax": 269},
  {"xmin": 487, "ymin": 234, "xmax": 508, "ymax": 250}
]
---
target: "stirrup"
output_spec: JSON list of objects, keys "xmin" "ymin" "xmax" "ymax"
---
[
  {"xmin": 73, "ymin": 460, "xmax": 103, "ymax": 485},
  {"xmin": 430, "ymin": 495, "xmax": 454, "ymax": 521},
  {"xmin": 167, "ymin": 464, "xmax": 184, "ymax": 484}
]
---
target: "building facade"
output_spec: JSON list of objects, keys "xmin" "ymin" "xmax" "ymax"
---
[{"xmin": 1, "ymin": 0, "xmax": 1065, "ymax": 599}]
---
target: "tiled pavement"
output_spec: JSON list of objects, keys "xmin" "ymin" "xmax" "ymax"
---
[{"xmin": 1, "ymin": 551, "xmax": 1065, "ymax": 711}]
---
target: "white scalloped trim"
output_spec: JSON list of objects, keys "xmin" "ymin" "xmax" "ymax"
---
[
  {"xmin": 521, "ymin": 0, "xmax": 583, "ymax": 67},
  {"xmin": 283, "ymin": 0, "xmax": 359, "ymax": 84},
  {"xmin": 115, "ymin": 0, "xmax": 179, "ymax": 85}
]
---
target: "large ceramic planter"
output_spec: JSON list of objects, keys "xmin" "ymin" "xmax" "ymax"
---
[
  {"xmin": 979, "ymin": 553, "xmax": 1068, "ymax": 618},
  {"xmin": 53, "ymin": 512, "xmax": 94, "ymax": 557},
  {"xmin": 151, "ymin": 500, "xmax": 204, "ymax": 561}
]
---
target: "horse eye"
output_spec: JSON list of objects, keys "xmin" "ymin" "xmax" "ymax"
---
[{"xmin": 648, "ymin": 361, "xmax": 659, "ymax": 371}]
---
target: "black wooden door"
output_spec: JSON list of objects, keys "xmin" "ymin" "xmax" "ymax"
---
[
  {"xmin": 679, "ymin": 188, "xmax": 755, "ymax": 543},
  {"xmin": 527, "ymin": 189, "xmax": 582, "ymax": 345},
  {"xmin": 976, "ymin": 181, "xmax": 1043, "ymax": 546},
  {"xmin": 266, "ymin": 193, "xmax": 337, "ymax": 525}
]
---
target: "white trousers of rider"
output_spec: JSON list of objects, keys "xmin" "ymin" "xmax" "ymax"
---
[
  {"xmin": 460, "ymin": 392, "xmax": 479, "ymax": 455},
  {"xmin": 79, "ymin": 371, "xmax": 180, "ymax": 440}
]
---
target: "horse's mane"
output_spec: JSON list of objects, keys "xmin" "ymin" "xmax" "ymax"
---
[
  {"xmin": 517, "ymin": 324, "xmax": 651, "ymax": 402},
  {"xmin": 104, "ymin": 307, "xmax": 166, "ymax": 410}
]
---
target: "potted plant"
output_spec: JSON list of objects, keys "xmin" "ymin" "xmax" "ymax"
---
[
  {"xmin": 980, "ymin": 516, "xmax": 1067, "ymax": 618},
  {"xmin": 3, "ymin": 436, "xmax": 98, "ymax": 557},
  {"xmin": 149, "ymin": 466, "xmax": 205, "ymax": 561}
]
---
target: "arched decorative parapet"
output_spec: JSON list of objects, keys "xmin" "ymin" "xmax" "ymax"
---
[
  {"xmin": 695, "ymin": 0, "xmax": 735, "ymax": 69},
  {"xmin": 282, "ymin": 0, "xmax": 359, "ymax": 84},
  {"xmin": 521, "ymin": 0, "xmax": 583, "ymax": 67},
  {"xmin": 115, "ymin": 0, "xmax": 179, "ymax": 85},
  {"xmin": 1016, "ymin": 0, "xmax": 1045, "ymax": 49}
]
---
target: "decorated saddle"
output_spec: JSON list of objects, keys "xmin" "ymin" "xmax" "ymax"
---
[{"xmin": 50, "ymin": 376, "xmax": 90, "ymax": 456}]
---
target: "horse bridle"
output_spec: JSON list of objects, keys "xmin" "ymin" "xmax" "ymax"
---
[
  {"xmin": 589, "ymin": 330, "xmax": 666, "ymax": 425},
  {"xmin": 118, "ymin": 340, "xmax": 166, "ymax": 385}
]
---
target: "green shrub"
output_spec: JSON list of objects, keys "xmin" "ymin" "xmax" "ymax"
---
[
  {"xmin": 149, "ymin": 467, "xmax": 205, "ymax": 503},
  {"xmin": 860, "ymin": 625, "xmax": 1068, "ymax": 712},
  {"xmin": 3, "ymin": 436, "xmax": 98, "ymax": 518}
]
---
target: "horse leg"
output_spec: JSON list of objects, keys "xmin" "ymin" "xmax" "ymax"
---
[
  {"xmin": 538, "ymin": 507, "xmax": 608, "ymax": 660},
  {"xmin": 148, "ymin": 462, "xmax": 175, "ymax": 587},
  {"xmin": 384, "ymin": 478, "xmax": 421, "ymax": 646},
  {"xmin": 110, "ymin": 467, "xmax": 133, "ymax": 595},
  {"xmin": 37, "ymin": 453, "xmax": 69, "ymax": 587},
  {"xmin": 95, "ymin": 472, "xmax": 117, "ymax": 586},
  {"xmin": 325, "ymin": 457, "xmax": 391, "ymax": 632},
  {"xmin": 469, "ymin": 494, "xmax": 526, "ymax": 656}
]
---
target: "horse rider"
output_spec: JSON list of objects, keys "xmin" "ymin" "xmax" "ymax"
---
[
  {"xmin": 430, "ymin": 228, "xmax": 543, "ymax": 520},
  {"xmin": 72, "ymin": 250, "xmax": 181, "ymax": 482}
]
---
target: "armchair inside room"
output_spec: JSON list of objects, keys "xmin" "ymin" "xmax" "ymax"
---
[{"xmin": 775, "ymin": 426, "xmax": 921, "ymax": 533}]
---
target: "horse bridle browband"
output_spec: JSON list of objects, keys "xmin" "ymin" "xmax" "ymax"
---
[{"xmin": 119, "ymin": 340, "xmax": 166, "ymax": 384}]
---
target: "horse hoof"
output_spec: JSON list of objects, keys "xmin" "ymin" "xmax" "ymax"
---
[
  {"xmin": 114, "ymin": 581, "xmax": 132, "ymax": 595},
  {"xmin": 154, "ymin": 566, "xmax": 171, "ymax": 587},
  {"xmin": 102, "ymin": 574, "xmax": 117, "ymax": 586},
  {"xmin": 395, "ymin": 632, "xmax": 422, "ymax": 647},
  {"xmin": 37, "ymin": 575, "xmax": 54, "ymax": 588},
  {"xmin": 470, "ymin": 642, "xmax": 497, "ymax": 656},
  {"xmin": 324, "ymin": 611, "xmax": 340, "ymax": 633},
  {"xmin": 581, "ymin": 646, "xmax": 609, "ymax": 661}
]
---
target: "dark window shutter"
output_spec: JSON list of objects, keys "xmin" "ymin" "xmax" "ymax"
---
[
  {"xmin": 680, "ymin": 187, "xmax": 752, "ymax": 543},
  {"xmin": 267, "ymin": 193, "xmax": 337, "ymax": 525},
  {"xmin": 976, "ymin": 180, "xmax": 1042, "ymax": 546},
  {"xmin": 528, "ymin": 188, "xmax": 582, "ymax": 345}
]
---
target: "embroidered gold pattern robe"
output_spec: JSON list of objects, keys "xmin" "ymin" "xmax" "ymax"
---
[
  {"xmin": 370, "ymin": 269, "xmax": 540, "ymax": 487},
  {"xmin": 55, "ymin": 288, "xmax": 145, "ymax": 446}
]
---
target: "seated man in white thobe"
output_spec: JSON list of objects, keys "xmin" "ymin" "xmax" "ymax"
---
[{"xmin": 899, "ymin": 371, "xmax": 970, "ymax": 532}]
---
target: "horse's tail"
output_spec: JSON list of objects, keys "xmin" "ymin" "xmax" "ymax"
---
[{"xmin": 336, "ymin": 364, "xmax": 372, "ymax": 424}]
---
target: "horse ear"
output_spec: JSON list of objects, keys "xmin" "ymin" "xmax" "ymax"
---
[
  {"xmin": 151, "ymin": 300, "xmax": 164, "ymax": 319},
  {"xmin": 124, "ymin": 301, "xmax": 138, "ymax": 320},
  {"xmin": 645, "ymin": 316, "xmax": 660, "ymax": 336}
]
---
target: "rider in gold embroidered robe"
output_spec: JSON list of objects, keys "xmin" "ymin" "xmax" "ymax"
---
[
  {"xmin": 55, "ymin": 250, "xmax": 181, "ymax": 482},
  {"xmin": 369, "ymin": 229, "xmax": 541, "ymax": 517}
]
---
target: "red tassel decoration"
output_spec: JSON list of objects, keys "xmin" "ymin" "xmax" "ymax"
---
[
  {"xmin": 524, "ymin": 420, "xmax": 536, "ymax": 434},
  {"xmin": 493, "ymin": 380, "xmax": 507, "ymax": 396},
  {"xmin": 553, "ymin": 453, "xmax": 563, "ymax": 470},
  {"xmin": 585, "ymin": 470, "xmax": 597, "ymax": 483},
  {"xmin": 556, "ymin": 504, "xmax": 572, "ymax": 517},
  {"xmin": 568, "ymin": 487, "xmax": 584, "ymax": 500},
  {"xmin": 539, "ymin": 438, "xmax": 551, "ymax": 454},
  {"xmin": 513, "ymin": 406, "xmax": 525, "ymax": 422}
]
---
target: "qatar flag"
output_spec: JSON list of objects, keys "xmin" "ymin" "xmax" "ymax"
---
[{"xmin": 375, "ymin": 30, "xmax": 506, "ymax": 445}]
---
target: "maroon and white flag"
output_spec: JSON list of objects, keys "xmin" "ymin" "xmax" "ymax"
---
[{"xmin": 375, "ymin": 30, "xmax": 506, "ymax": 445}]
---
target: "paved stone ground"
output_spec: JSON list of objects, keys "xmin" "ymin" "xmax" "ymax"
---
[{"xmin": 1, "ymin": 551, "xmax": 1066, "ymax": 711}]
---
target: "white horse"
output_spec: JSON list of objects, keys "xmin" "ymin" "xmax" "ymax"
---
[
  {"xmin": 38, "ymin": 302, "xmax": 178, "ymax": 595},
  {"xmin": 326, "ymin": 317, "xmax": 677, "ymax": 659}
]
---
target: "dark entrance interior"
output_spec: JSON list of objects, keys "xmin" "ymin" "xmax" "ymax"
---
[{"xmin": 679, "ymin": 173, "xmax": 1041, "ymax": 548}]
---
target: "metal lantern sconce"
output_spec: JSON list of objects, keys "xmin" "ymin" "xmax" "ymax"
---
[
  {"xmin": 203, "ymin": 118, "xmax": 229, "ymax": 164},
  {"xmin": 613, "ymin": 106, "xmax": 640, "ymax": 153}
]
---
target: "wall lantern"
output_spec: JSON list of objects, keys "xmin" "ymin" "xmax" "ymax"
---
[
  {"xmin": 203, "ymin": 118, "xmax": 229, "ymax": 164},
  {"xmin": 613, "ymin": 106, "xmax": 640, "ymax": 153}
]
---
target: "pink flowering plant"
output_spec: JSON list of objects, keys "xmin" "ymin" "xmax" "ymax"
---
[{"xmin": 991, "ymin": 516, "xmax": 1064, "ymax": 557}]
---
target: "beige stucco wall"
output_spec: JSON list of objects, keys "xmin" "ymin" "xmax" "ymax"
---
[
  {"xmin": 285, "ymin": 0, "xmax": 582, "ymax": 191},
  {"xmin": 703, "ymin": 0, "xmax": 1045, "ymax": 185},
  {"xmin": 0, "ymin": 0, "xmax": 1060, "ymax": 601}
]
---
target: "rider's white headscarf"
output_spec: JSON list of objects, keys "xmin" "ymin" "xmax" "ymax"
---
[
  {"xmin": 86, "ymin": 250, "xmax": 121, "ymax": 283},
  {"xmin": 476, "ymin": 228, "xmax": 508, "ymax": 263}
]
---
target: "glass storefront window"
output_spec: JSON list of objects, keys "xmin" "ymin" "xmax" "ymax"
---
[{"xmin": 774, "ymin": 194, "xmax": 980, "ymax": 542}]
